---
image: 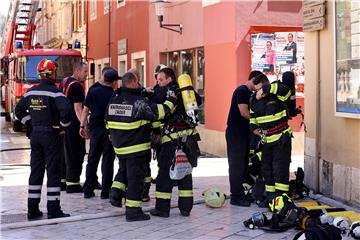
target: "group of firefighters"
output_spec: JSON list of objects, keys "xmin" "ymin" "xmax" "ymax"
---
[
  {"xmin": 15, "ymin": 58, "xmax": 201, "ymax": 221},
  {"xmin": 15, "ymin": 57, "xmax": 296, "ymax": 222}
]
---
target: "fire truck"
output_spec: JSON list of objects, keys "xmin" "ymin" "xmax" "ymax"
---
[{"xmin": 1, "ymin": 0, "xmax": 82, "ymax": 131}]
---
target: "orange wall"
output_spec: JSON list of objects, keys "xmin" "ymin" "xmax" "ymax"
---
[{"xmin": 87, "ymin": 1, "xmax": 149, "ymax": 81}]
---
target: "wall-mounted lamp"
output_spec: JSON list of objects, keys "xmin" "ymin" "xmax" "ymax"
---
[{"xmin": 154, "ymin": 0, "xmax": 182, "ymax": 34}]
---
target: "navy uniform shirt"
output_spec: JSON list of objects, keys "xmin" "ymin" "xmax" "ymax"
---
[
  {"xmin": 226, "ymin": 85, "xmax": 252, "ymax": 136},
  {"xmin": 65, "ymin": 77, "xmax": 85, "ymax": 125},
  {"xmin": 84, "ymin": 83, "xmax": 114, "ymax": 130}
]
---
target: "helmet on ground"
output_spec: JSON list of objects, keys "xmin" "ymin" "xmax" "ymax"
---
[
  {"xmin": 202, "ymin": 187, "xmax": 226, "ymax": 208},
  {"xmin": 333, "ymin": 216, "xmax": 350, "ymax": 230},
  {"xmin": 268, "ymin": 193, "xmax": 292, "ymax": 213},
  {"xmin": 350, "ymin": 221, "xmax": 360, "ymax": 239},
  {"xmin": 154, "ymin": 64, "xmax": 167, "ymax": 79},
  {"xmin": 37, "ymin": 59, "xmax": 57, "ymax": 79}
]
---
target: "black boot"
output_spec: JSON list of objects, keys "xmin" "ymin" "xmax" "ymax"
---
[
  {"xmin": 180, "ymin": 210, "xmax": 190, "ymax": 217},
  {"xmin": 28, "ymin": 210, "xmax": 43, "ymax": 220},
  {"xmin": 95, "ymin": 181, "xmax": 102, "ymax": 190},
  {"xmin": 150, "ymin": 208, "xmax": 169, "ymax": 218},
  {"xmin": 126, "ymin": 207, "xmax": 150, "ymax": 222},
  {"xmin": 48, "ymin": 210, "xmax": 70, "ymax": 219},
  {"xmin": 109, "ymin": 188, "xmax": 123, "ymax": 207},
  {"xmin": 66, "ymin": 184, "xmax": 83, "ymax": 193}
]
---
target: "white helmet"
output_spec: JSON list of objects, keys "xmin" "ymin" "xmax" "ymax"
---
[
  {"xmin": 350, "ymin": 221, "xmax": 360, "ymax": 239},
  {"xmin": 202, "ymin": 187, "xmax": 226, "ymax": 208},
  {"xmin": 333, "ymin": 216, "xmax": 350, "ymax": 230}
]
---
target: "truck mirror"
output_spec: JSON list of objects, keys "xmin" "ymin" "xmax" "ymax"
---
[{"xmin": 90, "ymin": 63, "xmax": 95, "ymax": 76}]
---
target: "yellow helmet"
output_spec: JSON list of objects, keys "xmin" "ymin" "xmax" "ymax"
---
[{"xmin": 203, "ymin": 187, "xmax": 226, "ymax": 208}]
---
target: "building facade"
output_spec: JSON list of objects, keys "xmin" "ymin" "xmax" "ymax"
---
[
  {"xmin": 304, "ymin": 1, "xmax": 360, "ymax": 206},
  {"xmin": 87, "ymin": 0, "xmax": 303, "ymax": 156}
]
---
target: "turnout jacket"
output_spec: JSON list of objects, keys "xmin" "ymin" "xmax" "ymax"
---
[
  {"xmin": 15, "ymin": 79, "xmax": 72, "ymax": 129},
  {"xmin": 250, "ymin": 81, "xmax": 292, "ymax": 145},
  {"xmin": 105, "ymin": 87, "xmax": 175, "ymax": 159}
]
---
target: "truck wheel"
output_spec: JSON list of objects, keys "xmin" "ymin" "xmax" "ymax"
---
[{"xmin": 13, "ymin": 120, "xmax": 23, "ymax": 132}]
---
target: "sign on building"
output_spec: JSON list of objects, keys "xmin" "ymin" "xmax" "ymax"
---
[{"xmin": 303, "ymin": 0, "xmax": 326, "ymax": 32}]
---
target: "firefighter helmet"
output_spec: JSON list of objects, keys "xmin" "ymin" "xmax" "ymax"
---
[
  {"xmin": 202, "ymin": 187, "xmax": 226, "ymax": 208},
  {"xmin": 37, "ymin": 59, "xmax": 57, "ymax": 79},
  {"xmin": 154, "ymin": 64, "xmax": 167, "ymax": 79},
  {"xmin": 333, "ymin": 216, "xmax": 350, "ymax": 230},
  {"xmin": 268, "ymin": 193, "xmax": 292, "ymax": 213}
]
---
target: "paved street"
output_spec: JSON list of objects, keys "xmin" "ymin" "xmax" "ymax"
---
[{"xmin": 0, "ymin": 117, "xmax": 325, "ymax": 240}]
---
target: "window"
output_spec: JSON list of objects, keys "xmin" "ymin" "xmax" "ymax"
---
[
  {"xmin": 117, "ymin": 0, "xmax": 125, "ymax": 8},
  {"xmin": 90, "ymin": 0, "xmax": 96, "ymax": 20},
  {"xmin": 167, "ymin": 47, "xmax": 205, "ymax": 124},
  {"xmin": 104, "ymin": 0, "xmax": 110, "ymax": 14},
  {"xmin": 335, "ymin": 1, "xmax": 360, "ymax": 117}
]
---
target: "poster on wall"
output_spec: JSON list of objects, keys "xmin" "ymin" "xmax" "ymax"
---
[
  {"xmin": 251, "ymin": 31, "xmax": 305, "ymax": 97},
  {"xmin": 335, "ymin": 1, "xmax": 360, "ymax": 118}
]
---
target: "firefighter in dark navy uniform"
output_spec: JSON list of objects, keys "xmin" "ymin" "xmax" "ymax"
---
[
  {"xmin": 106, "ymin": 71, "xmax": 176, "ymax": 222},
  {"xmin": 250, "ymin": 74, "xmax": 293, "ymax": 209},
  {"xmin": 15, "ymin": 59, "xmax": 72, "ymax": 219},
  {"xmin": 150, "ymin": 68, "xmax": 202, "ymax": 218}
]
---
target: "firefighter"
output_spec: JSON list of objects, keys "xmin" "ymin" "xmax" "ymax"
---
[
  {"xmin": 62, "ymin": 62, "xmax": 87, "ymax": 193},
  {"xmin": 80, "ymin": 68, "xmax": 119, "ymax": 199},
  {"xmin": 106, "ymin": 71, "xmax": 176, "ymax": 221},
  {"xmin": 15, "ymin": 59, "xmax": 72, "ymax": 219},
  {"xmin": 150, "ymin": 67, "xmax": 202, "ymax": 218},
  {"xmin": 249, "ymin": 74, "xmax": 292, "ymax": 208}
]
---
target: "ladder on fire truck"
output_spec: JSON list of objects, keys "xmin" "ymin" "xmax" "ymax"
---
[{"xmin": 0, "ymin": 0, "xmax": 39, "ymax": 57}]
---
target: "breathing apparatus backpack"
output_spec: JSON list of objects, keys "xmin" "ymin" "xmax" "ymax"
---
[
  {"xmin": 292, "ymin": 223, "xmax": 342, "ymax": 240},
  {"xmin": 177, "ymin": 74, "xmax": 199, "ymax": 125},
  {"xmin": 289, "ymin": 167, "xmax": 310, "ymax": 200}
]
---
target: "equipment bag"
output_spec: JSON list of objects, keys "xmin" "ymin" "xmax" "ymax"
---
[{"xmin": 169, "ymin": 149, "xmax": 192, "ymax": 180}]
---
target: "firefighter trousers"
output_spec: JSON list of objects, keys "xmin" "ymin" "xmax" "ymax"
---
[
  {"xmin": 83, "ymin": 127, "xmax": 115, "ymax": 198},
  {"xmin": 143, "ymin": 157, "xmax": 152, "ymax": 200},
  {"xmin": 28, "ymin": 130, "xmax": 62, "ymax": 214},
  {"xmin": 261, "ymin": 133, "xmax": 292, "ymax": 195},
  {"xmin": 111, "ymin": 154, "xmax": 148, "ymax": 216},
  {"xmin": 225, "ymin": 129, "xmax": 250, "ymax": 200},
  {"xmin": 64, "ymin": 122, "xmax": 85, "ymax": 187},
  {"xmin": 155, "ymin": 142, "xmax": 193, "ymax": 214}
]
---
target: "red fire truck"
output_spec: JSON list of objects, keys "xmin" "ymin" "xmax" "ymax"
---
[{"xmin": 1, "ymin": 0, "xmax": 82, "ymax": 131}]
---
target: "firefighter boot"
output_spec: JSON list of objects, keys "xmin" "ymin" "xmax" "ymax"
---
[
  {"xmin": 126, "ymin": 207, "xmax": 150, "ymax": 222},
  {"xmin": 48, "ymin": 210, "xmax": 70, "ymax": 219},
  {"xmin": 150, "ymin": 208, "xmax": 170, "ymax": 218},
  {"xmin": 258, "ymin": 192, "xmax": 276, "ymax": 208},
  {"xmin": 109, "ymin": 188, "xmax": 123, "ymax": 208},
  {"xmin": 28, "ymin": 208, "xmax": 43, "ymax": 220}
]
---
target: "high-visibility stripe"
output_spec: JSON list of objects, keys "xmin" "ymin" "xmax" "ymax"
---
[
  {"xmin": 164, "ymin": 100, "xmax": 175, "ymax": 113},
  {"xmin": 144, "ymin": 177, "xmax": 152, "ymax": 183},
  {"xmin": 66, "ymin": 182, "xmax": 80, "ymax": 186},
  {"xmin": 29, "ymin": 185, "xmax": 42, "ymax": 190},
  {"xmin": 47, "ymin": 187, "xmax": 61, "ymax": 192},
  {"xmin": 275, "ymin": 183, "xmax": 289, "ymax": 192},
  {"xmin": 111, "ymin": 181, "xmax": 126, "ymax": 191},
  {"xmin": 107, "ymin": 120, "xmax": 150, "ymax": 130},
  {"xmin": 270, "ymin": 83, "xmax": 278, "ymax": 94},
  {"xmin": 249, "ymin": 149, "xmax": 255, "ymax": 155},
  {"xmin": 265, "ymin": 185, "xmax": 275, "ymax": 193},
  {"xmin": 114, "ymin": 142, "xmax": 151, "ymax": 155},
  {"xmin": 151, "ymin": 121, "xmax": 161, "ymax": 128},
  {"xmin": 254, "ymin": 110, "xmax": 288, "ymax": 124},
  {"xmin": 161, "ymin": 129, "xmax": 198, "ymax": 144},
  {"xmin": 24, "ymin": 90, "xmax": 65, "ymax": 98},
  {"xmin": 28, "ymin": 193, "xmax": 41, "ymax": 198},
  {"xmin": 43, "ymin": 60, "xmax": 50, "ymax": 67},
  {"xmin": 47, "ymin": 195, "xmax": 60, "ymax": 201},
  {"xmin": 277, "ymin": 90, "xmax": 291, "ymax": 102},
  {"xmin": 250, "ymin": 118, "xmax": 258, "ymax": 125},
  {"xmin": 256, "ymin": 152, "xmax": 262, "ymax": 161},
  {"xmin": 157, "ymin": 104, "xmax": 165, "ymax": 120},
  {"xmin": 21, "ymin": 115, "xmax": 31, "ymax": 124},
  {"xmin": 265, "ymin": 127, "xmax": 292, "ymax": 144},
  {"xmin": 61, "ymin": 179, "xmax": 66, "ymax": 183},
  {"xmin": 125, "ymin": 199, "xmax": 142, "ymax": 208},
  {"xmin": 60, "ymin": 121, "xmax": 71, "ymax": 127},
  {"xmin": 178, "ymin": 190, "xmax": 193, "ymax": 197},
  {"xmin": 155, "ymin": 191, "xmax": 172, "ymax": 199}
]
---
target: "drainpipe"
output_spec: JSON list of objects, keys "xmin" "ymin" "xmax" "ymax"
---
[
  {"xmin": 315, "ymin": 30, "xmax": 321, "ymax": 193},
  {"xmin": 108, "ymin": 2, "xmax": 111, "ymax": 64}
]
